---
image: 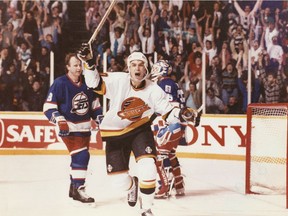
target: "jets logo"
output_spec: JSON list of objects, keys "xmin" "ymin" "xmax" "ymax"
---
[
  {"xmin": 70, "ymin": 92, "xmax": 89, "ymax": 115},
  {"xmin": 117, "ymin": 97, "xmax": 150, "ymax": 122}
]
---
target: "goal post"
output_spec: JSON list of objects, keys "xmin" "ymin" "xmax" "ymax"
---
[{"xmin": 245, "ymin": 103, "xmax": 288, "ymax": 208}]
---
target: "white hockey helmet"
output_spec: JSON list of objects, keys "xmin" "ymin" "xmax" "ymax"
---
[
  {"xmin": 127, "ymin": 52, "xmax": 149, "ymax": 82},
  {"xmin": 127, "ymin": 52, "xmax": 148, "ymax": 68},
  {"xmin": 150, "ymin": 60, "xmax": 172, "ymax": 81}
]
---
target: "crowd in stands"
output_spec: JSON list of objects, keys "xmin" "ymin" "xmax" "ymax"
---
[
  {"xmin": 0, "ymin": 0, "xmax": 287, "ymax": 114},
  {"xmin": 0, "ymin": 0, "xmax": 66, "ymax": 111}
]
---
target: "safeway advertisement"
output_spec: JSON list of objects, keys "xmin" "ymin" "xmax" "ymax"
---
[
  {"xmin": 0, "ymin": 113, "xmax": 103, "ymax": 149},
  {"xmin": 0, "ymin": 112, "xmax": 247, "ymax": 155}
]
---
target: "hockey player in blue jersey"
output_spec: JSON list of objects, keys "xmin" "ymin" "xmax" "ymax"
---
[
  {"xmin": 150, "ymin": 60, "xmax": 198, "ymax": 198},
  {"xmin": 43, "ymin": 53, "xmax": 102, "ymax": 203}
]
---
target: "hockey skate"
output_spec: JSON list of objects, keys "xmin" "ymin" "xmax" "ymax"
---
[
  {"xmin": 141, "ymin": 208, "xmax": 154, "ymax": 216},
  {"xmin": 174, "ymin": 179, "xmax": 185, "ymax": 196},
  {"xmin": 154, "ymin": 184, "xmax": 169, "ymax": 199},
  {"xmin": 128, "ymin": 176, "xmax": 138, "ymax": 207},
  {"xmin": 69, "ymin": 183, "xmax": 73, "ymax": 198},
  {"xmin": 70, "ymin": 185, "xmax": 95, "ymax": 203}
]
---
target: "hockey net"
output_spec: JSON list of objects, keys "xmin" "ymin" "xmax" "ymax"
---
[{"xmin": 246, "ymin": 103, "xmax": 288, "ymax": 205}]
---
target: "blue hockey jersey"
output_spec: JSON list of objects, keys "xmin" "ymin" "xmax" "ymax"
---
[
  {"xmin": 158, "ymin": 77, "xmax": 185, "ymax": 108},
  {"xmin": 43, "ymin": 74, "xmax": 102, "ymax": 136}
]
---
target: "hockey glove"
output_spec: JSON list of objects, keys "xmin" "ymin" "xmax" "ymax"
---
[
  {"xmin": 179, "ymin": 107, "xmax": 198, "ymax": 125},
  {"xmin": 95, "ymin": 114, "xmax": 104, "ymax": 125},
  {"xmin": 52, "ymin": 111, "xmax": 69, "ymax": 137},
  {"xmin": 155, "ymin": 123, "xmax": 182, "ymax": 147},
  {"xmin": 77, "ymin": 43, "xmax": 95, "ymax": 70}
]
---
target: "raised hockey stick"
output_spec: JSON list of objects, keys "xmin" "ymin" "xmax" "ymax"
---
[
  {"xmin": 88, "ymin": 0, "xmax": 117, "ymax": 47},
  {"xmin": 197, "ymin": 104, "xmax": 204, "ymax": 113}
]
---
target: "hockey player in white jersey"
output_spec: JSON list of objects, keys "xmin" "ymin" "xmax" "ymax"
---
[{"xmin": 78, "ymin": 44, "xmax": 198, "ymax": 216}]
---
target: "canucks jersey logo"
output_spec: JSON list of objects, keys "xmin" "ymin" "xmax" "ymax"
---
[
  {"xmin": 70, "ymin": 92, "xmax": 89, "ymax": 115},
  {"xmin": 117, "ymin": 97, "xmax": 150, "ymax": 122}
]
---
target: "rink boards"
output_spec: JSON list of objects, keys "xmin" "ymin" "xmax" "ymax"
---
[{"xmin": 0, "ymin": 112, "xmax": 247, "ymax": 160}]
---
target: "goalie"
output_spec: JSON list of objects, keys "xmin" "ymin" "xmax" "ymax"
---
[{"xmin": 150, "ymin": 60, "xmax": 200, "ymax": 198}]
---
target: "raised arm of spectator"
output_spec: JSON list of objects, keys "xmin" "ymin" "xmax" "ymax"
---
[
  {"xmin": 150, "ymin": 1, "xmax": 157, "ymax": 22},
  {"xmin": 194, "ymin": 15, "xmax": 203, "ymax": 49},
  {"xmin": 211, "ymin": 14, "xmax": 217, "ymax": 49},
  {"xmin": 259, "ymin": 26, "xmax": 265, "ymax": 49},
  {"xmin": 183, "ymin": 60, "xmax": 190, "ymax": 83},
  {"xmin": 274, "ymin": 8, "xmax": 280, "ymax": 30},
  {"xmin": 230, "ymin": 38, "xmax": 237, "ymax": 60},
  {"xmin": 233, "ymin": 0, "xmax": 245, "ymax": 17},
  {"xmin": 164, "ymin": 32, "xmax": 170, "ymax": 55},
  {"xmin": 138, "ymin": 18, "xmax": 144, "ymax": 40},
  {"xmin": 250, "ymin": 0, "xmax": 263, "ymax": 16},
  {"xmin": 19, "ymin": 10, "xmax": 27, "ymax": 29}
]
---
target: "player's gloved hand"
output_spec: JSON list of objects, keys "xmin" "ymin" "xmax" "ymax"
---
[
  {"xmin": 52, "ymin": 111, "xmax": 70, "ymax": 137},
  {"xmin": 180, "ymin": 107, "xmax": 198, "ymax": 125},
  {"xmin": 95, "ymin": 114, "xmax": 104, "ymax": 125},
  {"xmin": 57, "ymin": 118, "xmax": 69, "ymax": 137},
  {"xmin": 155, "ymin": 123, "xmax": 181, "ymax": 146},
  {"xmin": 77, "ymin": 43, "xmax": 95, "ymax": 70}
]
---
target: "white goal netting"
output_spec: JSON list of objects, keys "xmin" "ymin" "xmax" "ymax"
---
[{"xmin": 248, "ymin": 105, "xmax": 288, "ymax": 194}]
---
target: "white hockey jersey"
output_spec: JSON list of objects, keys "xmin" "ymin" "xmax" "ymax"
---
[{"xmin": 90, "ymin": 72, "xmax": 178, "ymax": 138}]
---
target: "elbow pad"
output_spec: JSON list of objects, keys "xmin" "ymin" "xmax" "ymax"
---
[{"xmin": 83, "ymin": 67, "xmax": 100, "ymax": 89}]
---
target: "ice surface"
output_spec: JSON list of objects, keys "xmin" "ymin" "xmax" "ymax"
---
[{"xmin": 0, "ymin": 155, "xmax": 287, "ymax": 216}]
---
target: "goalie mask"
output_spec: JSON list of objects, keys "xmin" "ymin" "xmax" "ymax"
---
[
  {"xmin": 127, "ymin": 52, "xmax": 149, "ymax": 82},
  {"xmin": 150, "ymin": 60, "xmax": 172, "ymax": 82}
]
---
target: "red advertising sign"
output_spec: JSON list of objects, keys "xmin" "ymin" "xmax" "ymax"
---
[{"xmin": 0, "ymin": 117, "xmax": 103, "ymax": 149}]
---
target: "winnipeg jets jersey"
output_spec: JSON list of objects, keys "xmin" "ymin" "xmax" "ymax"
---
[
  {"xmin": 43, "ymin": 74, "xmax": 102, "ymax": 135},
  {"xmin": 158, "ymin": 77, "xmax": 185, "ymax": 108},
  {"xmin": 96, "ymin": 72, "xmax": 176, "ymax": 138}
]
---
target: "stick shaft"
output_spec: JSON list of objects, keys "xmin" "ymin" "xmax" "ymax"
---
[{"xmin": 88, "ymin": 0, "xmax": 117, "ymax": 45}]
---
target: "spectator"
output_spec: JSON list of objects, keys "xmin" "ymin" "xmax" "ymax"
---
[
  {"xmin": 237, "ymin": 67, "xmax": 261, "ymax": 113},
  {"xmin": 109, "ymin": 18, "xmax": 126, "ymax": 58},
  {"xmin": 206, "ymin": 87, "xmax": 226, "ymax": 114},
  {"xmin": 264, "ymin": 17, "xmax": 279, "ymax": 51},
  {"xmin": 258, "ymin": 66, "xmax": 284, "ymax": 103},
  {"xmin": 186, "ymin": 51, "xmax": 202, "ymax": 84},
  {"xmin": 16, "ymin": 41, "xmax": 31, "ymax": 71},
  {"xmin": 233, "ymin": 0, "xmax": 263, "ymax": 37},
  {"xmin": 1, "ymin": 62, "xmax": 19, "ymax": 89},
  {"xmin": 249, "ymin": 25, "xmax": 265, "ymax": 63},
  {"xmin": 218, "ymin": 41, "xmax": 231, "ymax": 70},
  {"xmin": 138, "ymin": 2, "xmax": 156, "ymax": 64},
  {"xmin": 22, "ymin": 79, "xmax": 45, "ymax": 111},
  {"xmin": 206, "ymin": 55, "xmax": 222, "ymax": 97},
  {"xmin": 197, "ymin": 14, "xmax": 217, "ymax": 66},
  {"xmin": 20, "ymin": 11, "xmax": 39, "ymax": 46},
  {"xmin": 189, "ymin": 0, "xmax": 206, "ymax": 38},
  {"xmin": 267, "ymin": 35, "xmax": 284, "ymax": 67},
  {"xmin": 230, "ymin": 24, "xmax": 249, "ymax": 68},
  {"xmin": 185, "ymin": 81, "xmax": 201, "ymax": 110},
  {"xmin": 171, "ymin": 53, "xmax": 185, "ymax": 83},
  {"xmin": 221, "ymin": 62, "xmax": 238, "ymax": 106},
  {"xmin": 225, "ymin": 95, "xmax": 242, "ymax": 114},
  {"xmin": 0, "ymin": 48, "xmax": 13, "ymax": 76}
]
